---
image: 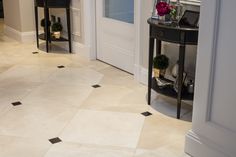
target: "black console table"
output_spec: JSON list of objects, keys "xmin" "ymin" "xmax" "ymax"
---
[
  {"xmin": 147, "ymin": 18, "xmax": 198, "ymax": 119},
  {"xmin": 34, "ymin": 0, "xmax": 72, "ymax": 53}
]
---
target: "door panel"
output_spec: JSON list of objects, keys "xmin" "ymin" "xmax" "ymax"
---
[{"xmin": 96, "ymin": 0, "xmax": 135, "ymax": 73}]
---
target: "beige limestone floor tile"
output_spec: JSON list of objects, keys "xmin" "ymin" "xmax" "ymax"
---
[
  {"xmin": 47, "ymin": 67, "xmax": 104, "ymax": 86},
  {"xmin": 60, "ymin": 109, "xmax": 145, "ymax": 148},
  {"xmin": 44, "ymin": 142, "xmax": 135, "ymax": 157},
  {"xmin": 137, "ymin": 113, "xmax": 191, "ymax": 150},
  {"xmin": 19, "ymin": 55, "xmax": 72, "ymax": 67},
  {"xmin": 0, "ymin": 101, "xmax": 12, "ymax": 117},
  {"xmin": 0, "ymin": 64, "xmax": 14, "ymax": 74},
  {"xmin": 98, "ymin": 67, "xmax": 140, "ymax": 88},
  {"xmin": 0, "ymin": 65, "xmax": 57, "ymax": 83},
  {"xmin": 22, "ymin": 83, "xmax": 93, "ymax": 108},
  {"xmin": 0, "ymin": 135, "xmax": 51, "ymax": 157},
  {"xmin": 0, "ymin": 104, "xmax": 77, "ymax": 139},
  {"xmin": 80, "ymin": 85, "xmax": 149, "ymax": 113},
  {"xmin": 135, "ymin": 148, "xmax": 188, "ymax": 157},
  {"xmin": 0, "ymin": 80, "xmax": 40, "ymax": 103},
  {"xmin": 80, "ymin": 84, "xmax": 149, "ymax": 113}
]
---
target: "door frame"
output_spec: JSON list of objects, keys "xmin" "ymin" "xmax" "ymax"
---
[{"xmin": 83, "ymin": 0, "xmax": 142, "ymax": 78}]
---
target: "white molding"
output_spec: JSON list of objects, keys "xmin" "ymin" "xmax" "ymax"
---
[
  {"xmin": 185, "ymin": 131, "xmax": 228, "ymax": 157},
  {"xmin": 171, "ymin": 0, "xmax": 201, "ymax": 6},
  {"xmin": 134, "ymin": 65, "xmax": 148, "ymax": 85},
  {"xmin": 53, "ymin": 41, "xmax": 91, "ymax": 58},
  {"xmin": 134, "ymin": 0, "xmax": 142, "ymax": 79},
  {"xmin": 4, "ymin": 25, "xmax": 36, "ymax": 43}
]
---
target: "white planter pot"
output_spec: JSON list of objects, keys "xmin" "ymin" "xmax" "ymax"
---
[{"xmin": 54, "ymin": 32, "xmax": 61, "ymax": 39}]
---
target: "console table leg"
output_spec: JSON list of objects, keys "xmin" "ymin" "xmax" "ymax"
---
[
  {"xmin": 148, "ymin": 37, "xmax": 155, "ymax": 105},
  {"xmin": 66, "ymin": 8, "xmax": 72, "ymax": 53},
  {"xmin": 34, "ymin": 6, "xmax": 39, "ymax": 48},
  {"xmin": 177, "ymin": 44, "xmax": 186, "ymax": 119},
  {"xmin": 44, "ymin": 7, "xmax": 49, "ymax": 52}
]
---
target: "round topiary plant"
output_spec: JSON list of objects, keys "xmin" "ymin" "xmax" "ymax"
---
[
  {"xmin": 153, "ymin": 55, "xmax": 169, "ymax": 70},
  {"xmin": 51, "ymin": 22, "xmax": 63, "ymax": 32},
  {"xmin": 40, "ymin": 19, "xmax": 51, "ymax": 27}
]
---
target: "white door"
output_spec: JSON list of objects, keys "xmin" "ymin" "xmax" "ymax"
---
[
  {"xmin": 96, "ymin": 0, "xmax": 135, "ymax": 73},
  {"xmin": 185, "ymin": 0, "xmax": 236, "ymax": 157}
]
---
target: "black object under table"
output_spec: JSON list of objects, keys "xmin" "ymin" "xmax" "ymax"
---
[
  {"xmin": 147, "ymin": 18, "xmax": 198, "ymax": 119},
  {"xmin": 34, "ymin": 0, "xmax": 72, "ymax": 53}
]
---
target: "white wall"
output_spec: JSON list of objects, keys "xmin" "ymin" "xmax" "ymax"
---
[
  {"xmin": 3, "ymin": 0, "xmax": 36, "ymax": 42},
  {"xmin": 185, "ymin": 0, "xmax": 236, "ymax": 156}
]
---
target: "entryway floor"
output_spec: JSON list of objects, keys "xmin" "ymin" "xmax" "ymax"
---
[{"xmin": 0, "ymin": 20, "xmax": 191, "ymax": 157}]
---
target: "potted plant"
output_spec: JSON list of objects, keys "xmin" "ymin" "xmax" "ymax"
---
[
  {"xmin": 153, "ymin": 54, "xmax": 169, "ymax": 78},
  {"xmin": 40, "ymin": 18, "xmax": 51, "ymax": 38},
  {"xmin": 51, "ymin": 19, "xmax": 63, "ymax": 39}
]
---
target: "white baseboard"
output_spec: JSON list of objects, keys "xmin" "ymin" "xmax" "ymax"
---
[
  {"xmin": 53, "ymin": 41, "xmax": 93, "ymax": 59},
  {"xmin": 134, "ymin": 64, "xmax": 148, "ymax": 85},
  {"xmin": 185, "ymin": 130, "xmax": 227, "ymax": 157},
  {"xmin": 4, "ymin": 25, "xmax": 36, "ymax": 43}
]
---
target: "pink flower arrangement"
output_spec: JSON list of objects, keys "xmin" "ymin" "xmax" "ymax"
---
[{"xmin": 156, "ymin": 1, "xmax": 171, "ymax": 16}]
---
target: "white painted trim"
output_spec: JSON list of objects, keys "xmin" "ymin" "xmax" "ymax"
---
[
  {"xmin": 185, "ymin": 131, "xmax": 228, "ymax": 157},
  {"xmin": 134, "ymin": 0, "xmax": 142, "ymax": 79},
  {"xmin": 4, "ymin": 25, "xmax": 36, "ymax": 43},
  {"xmin": 53, "ymin": 41, "xmax": 91, "ymax": 57},
  {"xmin": 82, "ymin": 0, "xmax": 96, "ymax": 60},
  {"xmin": 170, "ymin": 0, "xmax": 201, "ymax": 6},
  {"xmin": 134, "ymin": 65, "xmax": 148, "ymax": 85}
]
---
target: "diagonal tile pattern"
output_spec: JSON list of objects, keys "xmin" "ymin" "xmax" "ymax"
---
[{"xmin": 0, "ymin": 19, "xmax": 191, "ymax": 157}]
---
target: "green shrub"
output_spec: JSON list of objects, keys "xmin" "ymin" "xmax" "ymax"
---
[
  {"xmin": 52, "ymin": 22, "xmax": 63, "ymax": 32},
  {"xmin": 153, "ymin": 55, "xmax": 169, "ymax": 69}
]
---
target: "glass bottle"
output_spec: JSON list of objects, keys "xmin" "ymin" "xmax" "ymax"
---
[{"xmin": 172, "ymin": 0, "xmax": 184, "ymax": 22}]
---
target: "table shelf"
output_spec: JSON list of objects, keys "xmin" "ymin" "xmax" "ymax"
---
[
  {"xmin": 152, "ymin": 77, "xmax": 194, "ymax": 101},
  {"xmin": 39, "ymin": 33, "xmax": 69, "ymax": 42}
]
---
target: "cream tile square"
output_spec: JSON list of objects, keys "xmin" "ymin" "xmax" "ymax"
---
[
  {"xmin": 137, "ymin": 114, "xmax": 191, "ymax": 150},
  {"xmin": 0, "ymin": 80, "xmax": 40, "ymax": 103},
  {"xmin": 135, "ymin": 149, "xmax": 185, "ymax": 157},
  {"xmin": 98, "ymin": 67, "xmax": 139, "ymax": 88},
  {"xmin": 0, "ymin": 136, "xmax": 51, "ymax": 157},
  {"xmin": 0, "ymin": 65, "xmax": 57, "ymax": 83},
  {"xmin": 80, "ymin": 85, "xmax": 149, "ymax": 113},
  {"xmin": 0, "ymin": 101, "xmax": 12, "ymax": 117},
  {"xmin": 47, "ymin": 67, "xmax": 104, "ymax": 86},
  {"xmin": 0, "ymin": 105, "xmax": 77, "ymax": 139},
  {"xmin": 45, "ymin": 142, "xmax": 135, "ymax": 157},
  {"xmin": 19, "ymin": 55, "xmax": 72, "ymax": 67},
  {"xmin": 60, "ymin": 110, "xmax": 145, "ymax": 148},
  {"xmin": 23, "ymin": 83, "xmax": 93, "ymax": 108}
]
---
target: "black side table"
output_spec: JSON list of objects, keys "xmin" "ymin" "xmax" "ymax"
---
[
  {"xmin": 34, "ymin": 0, "xmax": 72, "ymax": 53},
  {"xmin": 147, "ymin": 18, "xmax": 198, "ymax": 119}
]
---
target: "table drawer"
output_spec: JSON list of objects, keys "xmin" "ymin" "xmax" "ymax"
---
[{"xmin": 151, "ymin": 27, "xmax": 198, "ymax": 45}]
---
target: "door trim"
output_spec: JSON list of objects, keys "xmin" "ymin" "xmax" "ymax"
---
[{"xmin": 83, "ymin": 0, "xmax": 142, "ymax": 77}]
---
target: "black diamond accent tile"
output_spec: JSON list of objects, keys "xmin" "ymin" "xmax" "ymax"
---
[
  {"xmin": 57, "ymin": 65, "xmax": 65, "ymax": 69},
  {"xmin": 141, "ymin": 111, "xmax": 152, "ymax": 117},
  {"xmin": 32, "ymin": 51, "xmax": 39, "ymax": 54},
  {"xmin": 12, "ymin": 101, "xmax": 22, "ymax": 106},
  {"xmin": 92, "ymin": 84, "xmax": 101, "ymax": 88},
  {"xmin": 49, "ymin": 137, "xmax": 62, "ymax": 144}
]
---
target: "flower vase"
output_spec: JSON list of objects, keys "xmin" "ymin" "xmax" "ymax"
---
[
  {"xmin": 171, "ymin": 0, "xmax": 184, "ymax": 22},
  {"xmin": 156, "ymin": 0, "xmax": 172, "ymax": 23}
]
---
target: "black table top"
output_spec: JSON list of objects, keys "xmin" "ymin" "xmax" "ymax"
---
[{"xmin": 148, "ymin": 18, "xmax": 198, "ymax": 32}]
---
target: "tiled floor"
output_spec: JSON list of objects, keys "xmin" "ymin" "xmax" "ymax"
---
[{"xmin": 0, "ymin": 19, "xmax": 192, "ymax": 157}]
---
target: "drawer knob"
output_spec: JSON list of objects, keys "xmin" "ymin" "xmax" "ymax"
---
[{"xmin": 157, "ymin": 31, "xmax": 164, "ymax": 37}]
